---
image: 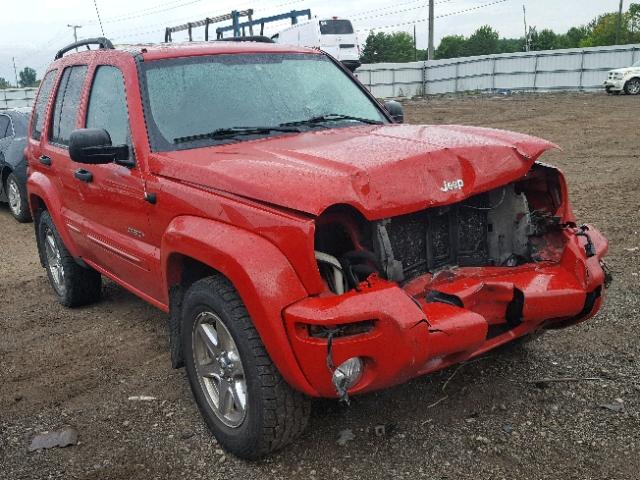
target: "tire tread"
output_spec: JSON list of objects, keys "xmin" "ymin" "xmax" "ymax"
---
[{"xmin": 185, "ymin": 275, "xmax": 310, "ymax": 458}]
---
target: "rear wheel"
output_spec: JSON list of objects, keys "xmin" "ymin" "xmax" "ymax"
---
[
  {"xmin": 38, "ymin": 210, "xmax": 102, "ymax": 307},
  {"xmin": 5, "ymin": 172, "xmax": 31, "ymax": 223},
  {"xmin": 624, "ymin": 78, "xmax": 640, "ymax": 95},
  {"xmin": 181, "ymin": 275, "xmax": 310, "ymax": 459}
]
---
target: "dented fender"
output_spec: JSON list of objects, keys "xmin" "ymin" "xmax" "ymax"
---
[{"xmin": 161, "ymin": 215, "xmax": 319, "ymax": 396}]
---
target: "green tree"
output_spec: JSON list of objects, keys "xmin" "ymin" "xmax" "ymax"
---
[
  {"xmin": 497, "ymin": 37, "xmax": 525, "ymax": 54},
  {"xmin": 565, "ymin": 26, "xmax": 589, "ymax": 48},
  {"xmin": 435, "ymin": 35, "xmax": 467, "ymax": 59},
  {"xmin": 18, "ymin": 67, "xmax": 37, "ymax": 88},
  {"xmin": 465, "ymin": 25, "xmax": 499, "ymax": 56},
  {"xmin": 0, "ymin": 77, "xmax": 11, "ymax": 89},
  {"xmin": 531, "ymin": 28, "xmax": 559, "ymax": 50},
  {"xmin": 360, "ymin": 31, "xmax": 417, "ymax": 63},
  {"xmin": 629, "ymin": 3, "xmax": 640, "ymax": 36}
]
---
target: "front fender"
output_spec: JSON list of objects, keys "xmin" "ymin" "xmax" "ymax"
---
[
  {"xmin": 161, "ymin": 215, "xmax": 319, "ymax": 396},
  {"xmin": 27, "ymin": 171, "xmax": 82, "ymax": 259}
]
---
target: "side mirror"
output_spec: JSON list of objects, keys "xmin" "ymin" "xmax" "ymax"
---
[
  {"xmin": 69, "ymin": 128, "xmax": 131, "ymax": 166},
  {"xmin": 384, "ymin": 100, "xmax": 404, "ymax": 124}
]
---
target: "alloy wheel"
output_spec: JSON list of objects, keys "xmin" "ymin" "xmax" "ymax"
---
[
  {"xmin": 44, "ymin": 229, "xmax": 65, "ymax": 295},
  {"xmin": 192, "ymin": 311, "xmax": 248, "ymax": 428},
  {"xmin": 628, "ymin": 79, "xmax": 640, "ymax": 95},
  {"xmin": 7, "ymin": 176, "xmax": 21, "ymax": 217}
]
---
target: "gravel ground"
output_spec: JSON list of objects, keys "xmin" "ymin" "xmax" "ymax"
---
[{"xmin": 1, "ymin": 92, "xmax": 639, "ymax": 479}]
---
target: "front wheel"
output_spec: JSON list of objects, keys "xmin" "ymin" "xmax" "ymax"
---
[
  {"xmin": 624, "ymin": 78, "xmax": 640, "ymax": 95},
  {"xmin": 5, "ymin": 172, "xmax": 31, "ymax": 223},
  {"xmin": 181, "ymin": 276, "xmax": 310, "ymax": 459}
]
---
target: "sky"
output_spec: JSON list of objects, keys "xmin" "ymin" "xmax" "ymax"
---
[{"xmin": 0, "ymin": 0, "xmax": 627, "ymax": 84}]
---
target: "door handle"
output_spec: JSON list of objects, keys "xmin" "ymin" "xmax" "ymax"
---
[
  {"xmin": 39, "ymin": 155, "xmax": 52, "ymax": 166},
  {"xmin": 74, "ymin": 169, "xmax": 93, "ymax": 183}
]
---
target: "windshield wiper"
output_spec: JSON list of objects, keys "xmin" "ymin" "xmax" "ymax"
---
[
  {"xmin": 173, "ymin": 126, "xmax": 301, "ymax": 144},
  {"xmin": 280, "ymin": 113, "xmax": 384, "ymax": 128}
]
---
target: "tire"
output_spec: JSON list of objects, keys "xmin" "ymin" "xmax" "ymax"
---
[
  {"xmin": 37, "ymin": 210, "xmax": 102, "ymax": 307},
  {"xmin": 5, "ymin": 172, "xmax": 31, "ymax": 223},
  {"xmin": 181, "ymin": 275, "xmax": 310, "ymax": 459},
  {"xmin": 624, "ymin": 78, "xmax": 640, "ymax": 95}
]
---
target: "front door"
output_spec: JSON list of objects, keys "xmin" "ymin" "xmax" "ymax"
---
[{"xmin": 71, "ymin": 64, "xmax": 161, "ymax": 301}]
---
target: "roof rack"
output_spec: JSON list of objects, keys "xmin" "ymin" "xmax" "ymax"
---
[
  {"xmin": 54, "ymin": 37, "xmax": 114, "ymax": 60},
  {"xmin": 216, "ymin": 9, "xmax": 311, "ymax": 39},
  {"xmin": 215, "ymin": 36, "xmax": 274, "ymax": 43},
  {"xmin": 165, "ymin": 10, "xmax": 253, "ymax": 42}
]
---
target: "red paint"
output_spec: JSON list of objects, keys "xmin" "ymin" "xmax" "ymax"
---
[{"xmin": 27, "ymin": 42, "xmax": 608, "ymax": 399}]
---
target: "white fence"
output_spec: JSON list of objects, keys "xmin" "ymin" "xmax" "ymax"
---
[
  {"xmin": 355, "ymin": 44, "xmax": 640, "ymax": 98},
  {"xmin": 0, "ymin": 87, "xmax": 37, "ymax": 110}
]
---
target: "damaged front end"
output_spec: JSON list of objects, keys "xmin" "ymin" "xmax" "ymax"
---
[{"xmin": 282, "ymin": 162, "xmax": 609, "ymax": 399}]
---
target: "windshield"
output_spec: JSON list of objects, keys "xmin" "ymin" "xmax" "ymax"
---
[
  {"xmin": 634, "ymin": 60, "xmax": 640, "ymax": 67},
  {"xmin": 141, "ymin": 53, "xmax": 385, "ymax": 151},
  {"xmin": 319, "ymin": 20, "xmax": 354, "ymax": 35}
]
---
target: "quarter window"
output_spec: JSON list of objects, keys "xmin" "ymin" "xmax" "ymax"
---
[
  {"xmin": 0, "ymin": 115, "xmax": 10, "ymax": 139},
  {"xmin": 86, "ymin": 66, "xmax": 130, "ymax": 147},
  {"xmin": 30, "ymin": 69, "xmax": 57, "ymax": 140},
  {"xmin": 49, "ymin": 65, "xmax": 88, "ymax": 146}
]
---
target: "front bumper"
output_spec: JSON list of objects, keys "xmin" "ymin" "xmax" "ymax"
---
[
  {"xmin": 604, "ymin": 79, "xmax": 624, "ymax": 91},
  {"xmin": 283, "ymin": 225, "xmax": 608, "ymax": 397}
]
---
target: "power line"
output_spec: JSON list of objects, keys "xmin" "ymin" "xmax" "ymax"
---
[
  {"xmin": 110, "ymin": 0, "xmax": 303, "ymax": 42},
  {"xmin": 92, "ymin": 0, "xmax": 106, "ymax": 36},
  {"xmin": 98, "ymin": 0, "xmax": 205, "ymax": 25},
  {"xmin": 357, "ymin": 0, "xmax": 511, "ymax": 32}
]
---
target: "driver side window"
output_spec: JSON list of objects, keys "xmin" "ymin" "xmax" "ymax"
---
[{"xmin": 86, "ymin": 66, "xmax": 131, "ymax": 151}]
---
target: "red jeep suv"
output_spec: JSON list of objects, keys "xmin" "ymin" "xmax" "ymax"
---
[{"xmin": 27, "ymin": 37, "xmax": 609, "ymax": 458}]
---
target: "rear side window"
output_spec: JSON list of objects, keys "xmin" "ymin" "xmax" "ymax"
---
[
  {"xmin": 49, "ymin": 65, "xmax": 88, "ymax": 146},
  {"xmin": 0, "ymin": 115, "xmax": 10, "ymax": 139},
  {"xmin": 30, "ymin": 69, "xmax": 57, "ymax": 140},
  {"xmin": 319, "ymin": 20, "xmax": 354, "ymax": 35},
  {"xmin": 86, "ymin": 66, "xmax": 130, "ymax": 147}
]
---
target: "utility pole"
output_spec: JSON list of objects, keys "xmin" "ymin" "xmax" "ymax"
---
[
  {"xmin": 616, "ymin": 0, "xmax": 624, "ymax": 45},
  {"xmin": 12, "ymin": 57, "xmax": 18, "ymax": 87},
  {"xmin": 523, "ymin": 5, "xmax": 530, "ymax": 52},
  {"xmin": 428, "ymin": 0, "xmax": 435, "ymax": 60},
  {"xmin": 414, "ymin": 24, "xmax": 417, "ymax": 61},
  {"xmin": 67, "ymin": 24, "xmax": 82, "ymax": 51}
]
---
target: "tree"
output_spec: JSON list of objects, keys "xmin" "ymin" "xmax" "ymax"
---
[
  {"xmin": 497, "ymin": 37, "xmax": 526, "ymax": 54},
  {"xmin": 465, "ymin": 25, "xmax": 499, "ymax": 56},
  {"xmin": 0, "ymin": 77, "xmax": 11, "ymax": 89},
  {"xmin": 360, "ymin": 31, "xmax": 417, "ymax": 63},
  {"xmin": 564, "ymin": 26, "xmax": 589, "ymax": 48},
  {"xmin": 435, "ymin": 35, "xmax": 467, "ymax": 59},
  {"xmin": 629, "ymin": 3, "xmax": 640, "ymax": 36},
  {"xmin": 530, "ymin": 28, "xmax": 558, "ymax": 50},
  {"xmin": 18, "ymin": 67, "xmax": 37, "ymax": 88}
]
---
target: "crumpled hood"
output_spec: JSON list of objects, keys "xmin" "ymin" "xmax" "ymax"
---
[{"xmin": 149, "ymin": 124, "xmax": 556, "ymax": 219}]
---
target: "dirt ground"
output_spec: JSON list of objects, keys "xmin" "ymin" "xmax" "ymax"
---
[{"xmin": 1, "ymin": 92, "xmax": 639, "ymax": 480}]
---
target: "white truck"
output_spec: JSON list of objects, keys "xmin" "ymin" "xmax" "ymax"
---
[
  {"xmin": 604, "ymin": 60, "xmax": 640, "ymax": 95},
  {"xmin": 274, "ymin": 18, "xmax": 361, "ymax": 71}
]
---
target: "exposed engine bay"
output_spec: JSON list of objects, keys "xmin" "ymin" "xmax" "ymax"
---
[{"xmin": 314, "ymin": 163, "xmax": 567, "ymax": 294}]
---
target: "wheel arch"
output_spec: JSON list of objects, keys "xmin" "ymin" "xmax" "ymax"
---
[
  {"xmin": 625, "ymin": 76, "xmax": 640, "ymax": 93},
  {"xmin": 161, "ymin": 215, "xmax": 318, "ymax": 396},
  {"xmin": 0, "ymin": 165, "xmax": 11, "ymax": 200},
  {"xmin": 28, "ymin": 172, "xmax": 82, "ymax": 261}
]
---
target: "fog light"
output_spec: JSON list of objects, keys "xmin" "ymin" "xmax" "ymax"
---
[{"xmin": 332, "ymin": 357, "xmax": 363, "ymax": 394}]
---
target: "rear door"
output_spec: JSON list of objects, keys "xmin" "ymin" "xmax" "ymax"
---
[
  {"xmin": 318, "ymin": 19, "xmax": 359, "ymax": 62},
  {"xmin": 0, "ymin": 113, "xmax": 11, "ymax": 197},
  {"xmin": 40, "ymin": 65, "xmax": 90, "ymax": 248},
  {"xmin": 72, "ymin": 63, "xmax": 160, "ymax": 300}
]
